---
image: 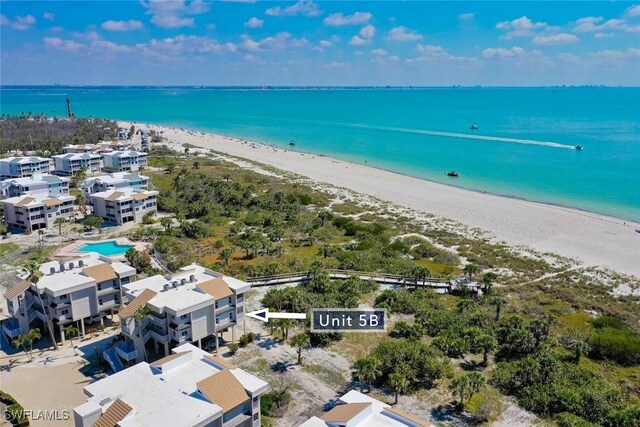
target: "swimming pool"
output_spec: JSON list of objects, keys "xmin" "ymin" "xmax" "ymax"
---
[{"xmin": 77, "ymin": 241, "xmax": 134, "ymax": 256}]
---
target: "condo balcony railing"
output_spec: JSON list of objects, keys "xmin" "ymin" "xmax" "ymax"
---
[
  {"xmin": 2, "ymin": 322, "xmax": 22, "ymax": 338},
  {"xmin": 115, "ymin": 343, "xmax": 139, "ymax": 362}
]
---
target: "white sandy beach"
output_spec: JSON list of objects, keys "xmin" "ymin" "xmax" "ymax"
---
[{"xmin": 126, "ymin": 122, "xmax": 640, "ymax": 278}]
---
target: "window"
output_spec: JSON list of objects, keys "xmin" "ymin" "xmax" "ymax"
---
[
  {"xmin": 180, "ymin": 314, "xmax": 187, "ymax": 320},
  {"xmin": 62, "ymin": 309, "xmax": 69, "ymax": 315},
  {"xmin": 253, "ymin": 413, "xmax": 259, "ymax": 421},
  {"xmin": 215, "ymin": 302, "xmax": 219, "ymax": 309},
  {"xmin": 253, "ymin": 396, "xmax": 258, "ymax": 403},
  {"xmin": 181, "ymin": 330, "xmax": 188, "ymax": 337},
  {"xmin": 99, "ymin": 298, "xmax": 103, "ymax": 305},
  {"xmin": 215, "ymin": 317, "xmax": 219, "ymax": 324}
]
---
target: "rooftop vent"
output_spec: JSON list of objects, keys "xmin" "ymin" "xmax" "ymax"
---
[
  {"xmin": 189, "ymin": 275, "xmax": 196, "ymax": 283},
  {"xmin": 163, "ymin": 284, "xmax": 171, "ymax": 291},
  {"xmin": 180, "ymin": 278, "xmax": 187, "ymax": 286},
  {"xmin": 59, "ymin": 262, "xmax": 65, "ymax": 272},
  {"xmin": 172, "ymin": 281, "xmax": 178, "ymax": 288},
  {"xmin": 49, "ymin": 267, "xmax": 56, "ymax": 275},
  {"xmin": 78, "ymin": 260, "xmax": 84, "ymax": 267},
  {"xmin": 69, "ymin": 262, "xmax": 74, "ymax": 269}
]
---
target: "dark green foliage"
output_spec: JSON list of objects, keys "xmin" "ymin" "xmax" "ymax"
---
[
  {"xmin": 590, "ymin": 326, "xmax": 640, "ymax": 366},
  {"xmin": 390, "ymin": 321, "xmax": 423, "ymax": 341},
  {"xmin": 375, "ymin": 289, "xmax": 441, "ymax": 314},
  {"xmin": 369, "ymin": 340, "xmax": 452, "ymax": 390}
]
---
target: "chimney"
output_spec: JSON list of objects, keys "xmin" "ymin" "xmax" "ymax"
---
[
  {"xmin": 59, "ymin": 262, "xmax": 65, "ymax": 272},
  {"xmin": 189, "ymin": 275, "xmax": 196, "ymax": 283}
]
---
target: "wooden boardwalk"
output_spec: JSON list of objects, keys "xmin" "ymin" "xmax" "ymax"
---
[{"xmin": 246, "ymin": 269, "xmax": 478, "ymax": 293}]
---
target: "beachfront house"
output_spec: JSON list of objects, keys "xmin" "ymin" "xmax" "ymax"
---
[
  {"xmin": 1, "ymin": 193, "xmax": 75, "ymax": 231},
  {"xmin": 117, "ymin": 128, "xmax": 128, "ymax": 140},
  {"xmin": 96, "ymin": 141, "xmax": 131, "ymax": 152},
  {"xmin": 88, "ymin": 187, "xmax": 158, "ymax": 225},
  {"xmin": 74, "ymin": 343, "xmax": 267, "ymax": 427},
  {"xmin": 52, "ymin": 153, "xmax": 103, "ymax": 176},
  {"xmin": 300, "ymin": 390, "xmax": 432, "ymax": 427},
  {"xmin": 101, "ymin": 150, "xmax": 148, "ymax": 172},
  {"xmin": 116, "ymin": 264, "xmax": 249, "ymax": 366},
  {"xmin": 2, "ymin": 253, "xmax": 136, "ymax": 344},
  {"xmin": 82, "ymin": 172, "xmax": 149, "ymax": 201},
  {"xmin": 0, "ymin": 156, "xmax": 53, "ymax": 179},
  {"xmin": 0, "ymin": 173, "xmax": 69, "ymax": 198},
  {"xmin": 61, "ymin": 144, "xmax": 98, "ymax": 154}
]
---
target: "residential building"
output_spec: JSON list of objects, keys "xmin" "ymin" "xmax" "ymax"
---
[
  {"xmin": 102, "ymin": 150, "xmax": 148, "ymax": 172},
  {"xmin": 74, "ymin": 343, "xmax": 268, "ymax": 427},
  {"xmin": 300, "ymin": 390, "xmax": 432, "ymax": 427},
  {"xmin": 0, "ymin": 156, "xmax": 53, "ymax": 179},
  {"xmin": 61, "ymin": 144, "xmax": 98, "ymax": 154},
  {"xmin": 52, "ymin": 153, "xmax": 103, "ymax": 176},
  {"xmin": 2, "ymin": 253, "xmax": 136, "ymax": 344},
  {"xmin": 82, "ymin": 172, "xmax": 149, "ymax": 200},
  {"xmin": 117, "ymin": 264, "xmax": 249, "ymax": 365},
  {"xmin": 88, "ymin": 187, "xmax": 158, "ymax": 225},
  {"xmin": 1, "ymin": 193, "xmax": 74, "ymax": 231},
  {"xmin": 117, "ymin": 128, "xmax": 128, "ymax": 140},
  {"xmin": 96, "ymin": 141, "xmax": 131, "ymax": 152},
  {"xmin": 0, "ymin": 173, "xmax": 69, "ymax": 198}
]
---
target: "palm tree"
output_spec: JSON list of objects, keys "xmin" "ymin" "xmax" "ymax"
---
[
  {"xmin": 352, "ymin": 358, "xmax": 369, "ymax": 392},
  {"xmin": 23, "ymin": 261, "xmax": 57, "ymax": 350},
  {"xmin": 490, "ymin": 295, "xmax": 506, "ymax": 321},
  {"xmin": 289, "ymin": 333, "xmax": 310, "ymax": 365},
  {"xmin": 480, "ymin": 272, "xmax": 497, "ymax": 295},
  {"xmin": 468, "ymin": 371, "xmax": 485, "ymax": 394},
  {"xmin": 389, "ymin": 372, "xmax": 409, "ymax": 404},
  {"xmin": 64, "ymin": 325, "xmax": 79, "ymax": 355},
  {"xmin": 564, "ymin": 328, "xmax": 591, "ymax": 363},
  {"xmin": 463, "ymin": 263, "xmax": 479, "ymax": 279},
  {"xmin": 192, "ymin": 161, "xmax": 200, "ymax": 169},
  {"xmin": 54, "ymin": 217, "xmax": 66, "ymax": 236},
  {"xmin": 476, "ymin": 334, "xmax": 497, "ymax": 366},
  {"xmin": 361, "ymin": 356, "xmax": 381, "ymax": 393},
  {"xmin": 449, "ymin": 374, "xmax": 470, "ymax": 409},
  {"xmin": 75, "ymin": 193, "xmax": 86, "ymax": 216},
  {"xmin": 219, "ymin": 248, "xmax": 233, "ymax": 266},
  {"xmin": 131, "ymin": 305, "xmax": 151, "ymax": 338},
  {"xmin": 160, "ymin": 217, "xmax": 173, "ymax": 233},
  {"xmin": 21, "ymin": 328, "xmax": 41, "ymax": 361}
]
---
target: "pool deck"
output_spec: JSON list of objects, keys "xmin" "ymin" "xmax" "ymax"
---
[{"xmin": 54, "ymin": 238, "xmax": 150, "ymax": 259}]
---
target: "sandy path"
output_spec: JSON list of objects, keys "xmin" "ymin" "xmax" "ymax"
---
[{"xmin": 126, "ymin": 122, "xmax": 640, "ymax": 278}]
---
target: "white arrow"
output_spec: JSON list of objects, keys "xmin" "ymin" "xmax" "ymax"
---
[{"xmin": 246, "ymin": 308, "xmax": 306, "ymax": 323}]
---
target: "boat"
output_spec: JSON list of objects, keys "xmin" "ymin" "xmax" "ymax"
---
[
  {"xmin": 470, "ymin": 124, "xmax": 478, "ymax": 130},
  {"xmin": 289, "ymin": 142, "xmax": 296, "ymax": 147},
  {"xmin": 574, "ymin": 145, "xmax": 583, "ymax": 150},
  {"xmin": 447, "ymin": 171, "xmax": 460, "ymax": 177}
]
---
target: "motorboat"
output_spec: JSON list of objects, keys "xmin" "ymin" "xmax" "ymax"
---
[{"xmin": 447, "ymin": 171, "xmax": 460, "ymax": 177}]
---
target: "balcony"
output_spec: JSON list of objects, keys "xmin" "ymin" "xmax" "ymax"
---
[
  {"xmin": 2, "ymin": 321, "xmax": 22, "ymax": 338},
  {"xmin": 115, "ymin": 342, "xmax": 139, "ymax": 362},
  {"xmin": 146, "ymin": 329, "xmax": 170, "ymax": 343},
  {"xmin": 215, "ymin": 318, "xmax": 234, "ymax": 331},
  {"xmin": 169, "ymin": 321, "xmax": 191, "ymax": 331},
  {"xmin": 97, "ymin": 287, "xmax": 119, "ymax": 296},
  {"xmin": 148, "ymin": 314, "xmax": 166, "ymax": 328},
  {"xmin": 222, "ymin": 413, "xmax": 251, "ymax": 427}
]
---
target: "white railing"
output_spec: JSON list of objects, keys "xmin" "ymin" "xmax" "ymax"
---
[{"xmin": 115, "ymin": 343, "xmax": 139, "ymax": 362}]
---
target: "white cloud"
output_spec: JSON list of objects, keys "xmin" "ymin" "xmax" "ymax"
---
[
  {"xmin": 458, "ymin": 12, "xmax": 475, "ymax": 20},
  {"xmin": 43, "ymin": 12, "xmax": 55, "ymax": 21},
  {"xmin": 207, "ymin": 23, "xmax": 216, "ymax": 30},
  {"xmin": 244, "ymin": 17, "xmax": 264, "ymax": 28},
  {"xmin": 558, "ymin": 52, "xmax": 579, "ymax": 63},
  {"xmin": 496, "ymin": 16, "xmax": 548, "ymax": 38},
  {"xmin": 594, "ymin": 32, "xmax": 613, "ymax": 38},
  {"xmin": 2, "ymin": 14, "xmax": 36, "ymax": 30},
  {"xmin": 388, "ymin": 55, "xmax": 400, "ymax": 62},
  {"xmin": 416, "ymin": 44, "xmax": 445, "ymax": 55},
  {"xmin": 44, "ymin": 37, "xmax": 84, "ymax": 51},
  {"xmin": 626, "ymin": 5, "xmax": 640, "ymax": 17},
  {"xmin": 533, "ymin": 33, "xmax": 579, "ymax": 46},
  {"xmin": 325, "ymin": 61, "xmax": 346, "ymax": 68},
  {"xmin": 323, "ymin": 12, "xmax": 371, "ymax": 26},
  {"xmin": 241, "ymin": 32, "xmax": 307, "ymax": 51},
  {"xmin": 574, "ymin": 16, "xmax": 640, "ymax": 33},
  {"xmin": 142, "ymin": 0, "xmax": 210, "ymax": 28},
  {"xmin": 590, "ymin": 48, "xmax": 640, "ymax": 60},
  {"xmin": 319, "ymin": 40, "xmax": 332, "ymax": 47},
  {"xmin": 386, "ymin": 26, "xmax": 422, "ymax": 41},
  {"xmin": 349, "ymin": 24, "xmax": 376, "ymax": 45},
  {"xmin": 101, "ymin": 20, "xmax": 144, "ymax": 31},
  {"xmin": 371, "ymin": 48, "xmax": 388, "ymax": 56},
  {"xmin": 482, "ymin": 46, "xmax": 525, "ymax": 58},
  {"xmin": 265, "ymin": 0, "xmax": 322, "ymax": 18}
]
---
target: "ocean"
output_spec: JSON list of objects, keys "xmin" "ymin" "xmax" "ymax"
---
[{"xmin": 1, "ymin": 86, "xmax": 639, "ymax": 220}]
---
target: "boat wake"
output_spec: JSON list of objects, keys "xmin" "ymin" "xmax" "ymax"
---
[{"xmin": 346, "ymin": 123, "xmax": 576, "ymax": 150}]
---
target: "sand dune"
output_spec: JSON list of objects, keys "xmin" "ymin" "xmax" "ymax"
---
[{"xmin": 128, "ymin": 122, "xmax": 640, "ymax": 278}]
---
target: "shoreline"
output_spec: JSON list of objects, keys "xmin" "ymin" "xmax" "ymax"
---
[{"xmin": 123, "ymin": 120, "xmax": 640, "ymax": 278}]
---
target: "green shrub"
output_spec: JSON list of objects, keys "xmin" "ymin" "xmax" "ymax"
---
[
  {"xmin": 238, "ymin": 335, "xmax": 250, "ymax": 348},
  {"xmin": 555, "ymin": 413, "xmax": 599, "ymax": 427},
  {"xmin": 590, "ymin": 327, "xmax": 640, "ymax": 366},
  {"xmin": 227, "ymin": 343, "xmax": 239, "ymax": 354}
]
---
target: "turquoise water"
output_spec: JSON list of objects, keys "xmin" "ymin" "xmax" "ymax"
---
[
  {"xmin": 78, "ymin": 241, "xmax": 134, "ymax": 256},
  {"xmin": 1, "ymin": 86, "xmax": 639, "ymax": 220}
]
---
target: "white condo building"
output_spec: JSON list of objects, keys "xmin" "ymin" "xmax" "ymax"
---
[
  {"xmin": 53, "ymin": 153, "xmax": 103, "ymax": 176},
  {"xmin": 88, "ymin": 187, "xmax": 158, "ymax": 225},
  {"xmin": 300, "ymin": 390, "xmax": 432, "ymax": 427},
  {"xmin": 74, "ymin": 343, "xmax": 268, "ymax": 427},
  {"xmin": 2, "ymin": 253, "xmax": 136, "ymax": 344},
  {"xmin": 102, "ymin": 150, "xmax": 148, "ymax": 172},
  {"xmin": 0, "ymin": 173, "xmax": 69, "ymax": 198},
  {"xmin": 1, "ymin": 193, "xmax": 75, "ymax": 231},
  {"xmin": 0, "ymin": 156, "xmax": 53, "ymax": 179},
  {"xmin": 61, "ymin": 144, "xmax": 98, "ymax": 154},
  {"xmin": 82, "ymin": 172, "xmax": 149, "ymax": 200},
  {"xmin": 115, "ymin": 264, "xmax": 248, "ymax": 366}
]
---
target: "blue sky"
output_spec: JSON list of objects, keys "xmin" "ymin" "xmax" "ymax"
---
[{"xmin": 1, "ymin": 1, "xmax": 640, "ymax": 86}]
